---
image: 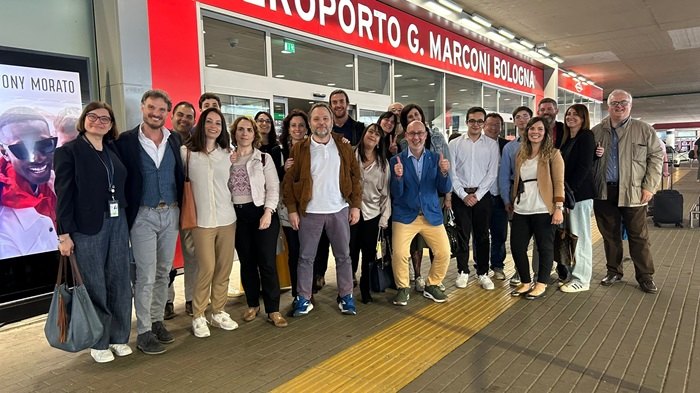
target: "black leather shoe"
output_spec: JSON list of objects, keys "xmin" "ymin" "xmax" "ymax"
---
[
  {"xmin": 601, "ymin": 273, "xmax": 623, "ymax": 286},
  {"xmin": 639, "ymin": 280, "xmax": 658, "ymax": 294}
]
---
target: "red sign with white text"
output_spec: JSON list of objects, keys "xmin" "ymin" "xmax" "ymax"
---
[
  {"xmin": 558, "ymin": 70, "xmax": 603, "ymax": 101},
  {"xmin": 203, "ymin": 0, "xmax": 544, "ymax": 95}
]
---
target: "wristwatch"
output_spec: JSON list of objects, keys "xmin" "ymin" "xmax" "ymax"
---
[{"xmin": 555, "ymin": 205, "xmax": 564, "ymax": 211}]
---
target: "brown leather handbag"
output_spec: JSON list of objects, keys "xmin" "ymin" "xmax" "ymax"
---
[{"xmin": 180, "ymin": 149, "xmax": 197, "ymax": 230}]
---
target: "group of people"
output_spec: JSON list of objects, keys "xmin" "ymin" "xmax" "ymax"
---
[{"xmin": 48, "ymin": 85, "xmax": 663, "ymax": 364}]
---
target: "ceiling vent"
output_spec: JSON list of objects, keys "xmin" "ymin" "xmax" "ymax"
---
[{"xmin": 667, "ymin": 26, "xmax": 700, "ymax": 50}]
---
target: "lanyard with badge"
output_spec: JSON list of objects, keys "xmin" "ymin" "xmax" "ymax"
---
[{"xmin": 83, "ymin": 135, "xmax": 119, "ymax": 217}]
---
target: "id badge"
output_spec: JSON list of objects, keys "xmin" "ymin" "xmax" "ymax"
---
[{"xmin": 109, "ymin": 200, "xmax": 120, "ymax": 217}]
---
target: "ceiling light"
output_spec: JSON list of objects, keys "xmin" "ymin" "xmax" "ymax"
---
[
  {"xmin": 368, "ymin": 90, "xmax": 376, "ymax": 93},
  {"xmin": 345, "ymin": 63, "xmax": 354, "ymax": 68},
  {"xmin": 566, "ymin": 71, "xmax": 577, "ymax": 78},
  {"xmin": 585, "ymin": 81, "xmax": 595, "ymax": 85},
  {"xmin": 437, "ymin": 0, "xmax": 462, "ymax": 13},
  {"xmin": 497, "ymin": 28, "xmax": 516, "ymax": 40},
  {"xmin": 471, "ymin": 13, "xmax": 492, "ymax": 28},
  {"xmin": 394, "ymin": 74, "xmax": 403, "ymax": 78},
  {"xmin": 575, "ymin": 76, "xmax": 586, "ymax": 81},
  {"xmin": 527, "ymin": 50, "xmax": 543, "ymax": 58},
  {"xmin": 401, "ymin": 94, "xmax": 409, "ymax": 98},
  {"xmin": 281, "ymin": 50, "xmax": 292, "ymax": 54},
  {"xmin": 459, "ymin": 88, "xmax": 467, "ymax": 92},
  {"xmin": 327, "ymin": 83, "xmax": 336, "ymax": 86},
  {"xmin": 508, "ymin": 42, "xmax": 529, "ymax": 52},
  {"xmin": 458, "ymin": 17, "xmax": 484, "ymax": 31},
  {"xmin": 308, "ymin": 101, "xmax": 315, "ymax": 104},
  {"xmin": 486, "ymin": 31, "xmax": 507, "ymax": 42},
  {"xmin": 275, "ymin": 74, "xmax": 285, "ymax": 78},
  {"xmin": 484, "ymin": 94, "xmax": 491, "ymax": 97},
  {"xmin": 519, "ymin": 39, "xmax": 534, "ymax": 49},
  {"xmin": 425, "ymin": 1, "xmax": 452, "ymax": 17},
  {"xmin": 537, "ymin": 48, "xmax": 551, "ymax": 57},
  {"xmin": 429, "ymin": 99, "xmax": 436, "ymax": 102},
  {"xmin": 452, "ymin": 102, "xmax": 460, "ymax": 105},
  {"xmin": 207, "ymin": 63, "xmax": 219, "ymax": 68},
  {"xmin": 552, "ymin": 55, "xmax": 564, "ymax": 64},
  {"xmin": 429, "ymin": 82, "xmax": 436, "ymax": 86},
  {"xmin": 503, "ymin": 98, "xmax": 511, "ymax": 101}
]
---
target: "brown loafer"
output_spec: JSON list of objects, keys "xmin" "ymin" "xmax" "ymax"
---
[
  {"xmin": 242, "ymin": 307, "xmax": 259, "ymax": 322},
  {"xmin": 267, "ymin": 312, "xmax": 288, "ymax": 328}
]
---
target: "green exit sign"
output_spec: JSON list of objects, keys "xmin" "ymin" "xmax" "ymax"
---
[{"xmin": 283, "ymin": 40, "xmax": 295, "ymax": 54}]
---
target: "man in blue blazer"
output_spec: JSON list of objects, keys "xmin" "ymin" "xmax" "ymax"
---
[
  {"xmin": 390, "ymin": 120, "xmax": 452, "ymax": 306},
  {"xmin": 115, "ymin": 90, "xmax": 184, "ymax": 355}
]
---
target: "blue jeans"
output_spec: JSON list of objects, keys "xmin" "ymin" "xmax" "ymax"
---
[
  {"xmin": 569, "ymin": 199, "xmax": 594, "ymax": 285},
  {"xmin": 130, "ymin": 206, "xmax": 179, "ymax": 334},
  {"xmin": 72, "ymin": 211, "xmax": 132, "ymax": 350},
  {"xmin": 489, "ymin": 196, "xmax": 508, "ymax": 269},
  {"xmin": 298, "ymin": 208, "xmax": 353, "ymax": 299}
]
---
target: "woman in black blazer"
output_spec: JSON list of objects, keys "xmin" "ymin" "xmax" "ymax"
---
[
  {"xmin": 54, "ymin": 102, "xmax": 132, "ymax": 364},
  {"xmin": 559, "ymin": 104, "xmax": 596, "ymax": 293}
]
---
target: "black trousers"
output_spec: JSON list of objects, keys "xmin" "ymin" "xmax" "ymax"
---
[
  {"xmin": 453, "ymin": 192, "xmax": 492, "ymax": 275},
  {"xmin": 283, "ymin": 226, "xmax": 300, "ymax": 297},
  {"xmin": 510, "ymin": 212, "xmax": 555, "ymax": 284},
  {"xmin": 313, "ymin": 230, "xmax": 331, "ymax": 278},
  {"xmin": 350, "ymin": 214, "xmax": 381, "ymax": 298},
  {"xmin": 234, "ymin": 203, "xmax": 281, "ymax": 313}
]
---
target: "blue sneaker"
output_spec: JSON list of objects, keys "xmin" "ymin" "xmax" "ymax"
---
[
  {"xmin": 292, "ymin": 296, "xmax": 313, "ymax": 317},
  {"xmin": 338, "ymin": 294, "xmax": 357, "ymax": 315}
]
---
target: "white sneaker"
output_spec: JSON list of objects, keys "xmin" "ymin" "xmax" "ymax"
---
[
  {"xmin": 210, "ymin": 311, "xmax": 238, "ymax": 331},
  {"xmin": 192, "ymin": 316, "xmax": 211, "ymax": 338},
  {"xmin": 455, "ymin": 272, "xmax": 469, "ymax": 288},
  {"xmin": 108, "ymin": 344, "xmax": 132, "ymax": 357},
  {"xmin": 90, "ymin": 349, "xmax": 115, "ymax": 363},
  {"xmin": 477, "ymin": 274, "xmax": 495, "ymax": 290},
  {"xmin": 560, "ymin": 281, "xmax": 590, "ymax": 293},
  {"xmin": 415, "ymin": 277, "xmax": 426, "ymax": 292}
]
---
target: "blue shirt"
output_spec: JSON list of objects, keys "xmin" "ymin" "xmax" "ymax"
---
[
  {"xmin": 407, "ymin": 148, "xmax": 425, "ymax": 181},
  {"xmin": 605, "ymin": 121, "xmax": 626, "ymax": 183},
  {"xmin": 499, "ymin": 137, "xmax": 521, "ymax": 205}
]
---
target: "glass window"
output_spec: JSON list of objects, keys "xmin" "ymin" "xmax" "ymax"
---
[
  {"xmin": 498, "ymin": 90, "xmax": 521, "ymax": 117},
  {"xmin": 271, "ymin": 34, "xmax": 353, "ymax": 89},
  {"xmin": 445, "ymin": 74, "xmax": 482, "ymax": 135},
  {"xmin": 216, "ymin": 93, "xmax": 270, "ymax": 126},
  {"xmin": 358, "ymin": 109, "xmax": 385, "ymax": 125},
  {"xmin": 202, "ymin": 17, "xmax": 266, "ymax": 75},
  {"xmin": 358, "ymin": 56, "xmax": 390, "ymax": 95},
  {"xmin": 394, "ymin": 61, "xmax": 444, "ymax": 132},
  {"xmin": 483, "ymin": 85, "xmax": 498, "ymax": 113}
]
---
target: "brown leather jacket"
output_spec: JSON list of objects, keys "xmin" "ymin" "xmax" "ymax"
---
[{"xmin": 282, "ymin": 134, "xmax": 362, "ymax": 216}]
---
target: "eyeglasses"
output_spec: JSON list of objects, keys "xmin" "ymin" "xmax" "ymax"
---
[
  {"xmin": 86, "ymin": 113, "xmax": 113, "ymax": 124},
  {"xmin": 467, "ymin": 119, "xmax": 485, "ymax": 125},
  {"xmin": 256, "ymin": 118, "xmax": 272, "ymax": 124},
  {"xmin": 609, "ymin": 100, "xmax": 630, "ymax": 108},
  {"xmin": 406, "ymin": 132, "xmax": 426, "ymax": 138},
  {"xmin": 6, "ymin": 137, "xmax": 58, "ymax": 161}
]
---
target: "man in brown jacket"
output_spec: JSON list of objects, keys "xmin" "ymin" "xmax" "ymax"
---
[{"xmin": 283, "ymin": 103, "xmax": 362, "ymax": 316}]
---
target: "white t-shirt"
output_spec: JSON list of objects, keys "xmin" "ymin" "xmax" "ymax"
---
[{"xmin": 514, "ymin": 157, "xmax": 548, "ymax": 215}]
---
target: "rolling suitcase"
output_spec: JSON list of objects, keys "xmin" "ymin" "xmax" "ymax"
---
[{"xmin": 652, "ymin": 157, "xmax": 683, "ymax": 227}]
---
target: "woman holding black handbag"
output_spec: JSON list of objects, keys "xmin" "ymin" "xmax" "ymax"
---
[
  {"xmin": 349, "ymin": 124, "xmax": 391, "ymax": 304},
  {"xmin": 54, "ymin": 102, "xmax": 132, "ymax": 363},
  {"xmin": 559, "ymin": 104, "xmax": 596, "ymax": 293}
]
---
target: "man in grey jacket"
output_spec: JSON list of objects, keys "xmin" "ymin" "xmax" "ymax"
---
[{"xmin": 591, "ymin": 89, "xmax": 664, "ymax": 294}]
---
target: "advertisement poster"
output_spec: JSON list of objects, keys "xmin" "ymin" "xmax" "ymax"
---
[{"xmin": 0, "ymin": 64, "xmax": 82, "ymax": 260}]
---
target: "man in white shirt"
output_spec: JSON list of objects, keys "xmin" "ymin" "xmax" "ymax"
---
[
  {"xmin": 448, "ymin": 107, "xmax": 499, "ymax": 290},
  {"xmin": 115, "ymin": 90, "xmax": 185, "ymax": 355},
  {"xmin": 283, "ymin": 103, "xmax": 362, "ymax": 316}
]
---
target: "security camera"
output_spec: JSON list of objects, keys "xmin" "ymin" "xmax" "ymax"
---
[{"xmin": 228, "ymin": 38, "xmax": 239, "ymax": 48}]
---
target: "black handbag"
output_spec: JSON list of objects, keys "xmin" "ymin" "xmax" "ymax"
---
[
  {"xmin": 553, "ymin": 212, "xmax": 578, "ymax": 282},
  {"xmin": 44, "ymin": 254, "xmax": 104, "ymax": 352},
  {"xmin": 444, "ymin": 208, "xmax": 467, "ymax": 258},
  {"xmin": 370, "ymin": 228, "xmax": 395, "ymax": 292}
]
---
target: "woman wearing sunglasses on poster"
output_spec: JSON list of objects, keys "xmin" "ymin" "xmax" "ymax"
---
[
  {"xmin": 54, "ymin": 102, "xmax": 133, "ymax": 363},
  {"xmin": 0, "ymin": 107, "xmax": 59, "ymax": 260}
]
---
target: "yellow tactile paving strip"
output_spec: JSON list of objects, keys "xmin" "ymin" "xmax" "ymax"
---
[{"xmin": 273, "ymin": 170, "xmax": 686, "ymax": 392}]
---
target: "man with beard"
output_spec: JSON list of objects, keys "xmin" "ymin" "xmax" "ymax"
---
[
  {"xmin": 283, "ymin": 103, "xmax": 362, "ymax": 316},
  {"xmin": 164, "ymin": 101, "xmax": 196, "ymax": 320},
  {"xmin": 537, "ymin": 98, "xmax": 565, "ymax": 148},
  {"xmin": 0, "ymin": 107, "xmax": 57, "ymax": 259},
  {"xmin": 330, "ymin": 89, "xmax": 365, "ymax": 146},
  {"xmin": 116, "ymin": 90, "xmax": 184, "ymax": 354}
]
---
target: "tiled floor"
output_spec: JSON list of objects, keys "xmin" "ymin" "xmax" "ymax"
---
[{"xmin": 1, "ymin": 167, "xmax": 698, "ymax": 393}]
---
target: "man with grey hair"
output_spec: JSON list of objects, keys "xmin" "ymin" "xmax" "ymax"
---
[
  {"xmin": 283, "ymin": 102, "xmax": 362, "ymax": 316},
  {"xmin": 116, "ymin": 89, "xmax": 185, "ymax": 354},
  {"xmin": 591, "ymin": 89, "xmax": 663, "ymax": 294}
]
